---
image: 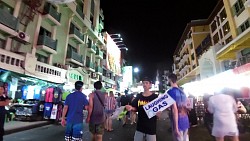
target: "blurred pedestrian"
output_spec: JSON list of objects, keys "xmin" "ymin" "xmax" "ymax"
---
[
  {"xmin": 167, "ymin": 73, "xmax": 190, "ymax": 141},
  {"xmin": 104, "ymin": 91, "xmax": 116, "ymax": 131},
  {"xmin": 86, "ymin": 81, "xmax": 106, "ymax": 141},
  {"xmin": 208, "ymin": 88, "xmax": 239, "ymax": 141},
  {"xmin": 61, "ymin": 81, "xmax": 89, "ymax": 141},
  {"xmin": 0, "ymin": 86, "xmax": 9, "ymax": 141}
]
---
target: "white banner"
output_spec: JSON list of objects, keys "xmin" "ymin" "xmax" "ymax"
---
[{"xmin": 143, "ymin": 92, "xmax": 175, "ymax": 119}]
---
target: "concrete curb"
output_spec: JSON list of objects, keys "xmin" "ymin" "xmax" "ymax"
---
[{"xmin": 5, "ymin": 121, "xmax": 53, "ymax": 135}]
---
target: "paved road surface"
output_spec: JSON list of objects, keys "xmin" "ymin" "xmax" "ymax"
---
[{"xmin": 4, "ymin": 111, "xmax": 250, "ymax": 141}]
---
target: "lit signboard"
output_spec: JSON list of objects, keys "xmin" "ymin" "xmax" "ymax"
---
[{"xmin": 105, "ymin": 33, "xmax": 121, "ymax": 75}]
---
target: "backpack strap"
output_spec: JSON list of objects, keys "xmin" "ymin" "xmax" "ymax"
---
[{"xmin": 95, "ymin": 92, "xmax": 104, "ymax": 107}]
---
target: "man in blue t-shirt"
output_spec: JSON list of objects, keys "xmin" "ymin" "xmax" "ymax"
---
[
  {"xmin": 61, "ymin": 81, "xmax": 89, "ymax": 141},
  {"xmin": 167, "ymin": 74, "xmax": 189, "ymax": 141}
]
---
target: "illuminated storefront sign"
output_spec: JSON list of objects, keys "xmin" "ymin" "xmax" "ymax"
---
[{"xmin": 105, "ymin": 33, "xmax": 121, "ymax": 75}]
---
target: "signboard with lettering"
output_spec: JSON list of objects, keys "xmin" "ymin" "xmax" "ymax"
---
[{"xmin": 143, "ymin": 93, "xmax": 175, "ymax": 119}]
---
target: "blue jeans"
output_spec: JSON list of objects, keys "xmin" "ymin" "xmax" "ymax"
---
[{"xmin": 65, "ymin": 123, "xmax": 83, "ymax": 141}]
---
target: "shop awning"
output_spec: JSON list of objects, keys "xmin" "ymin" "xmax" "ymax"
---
[{"xmin": 216, "ymin": 28, "xmax": 250, "ymax": 60}]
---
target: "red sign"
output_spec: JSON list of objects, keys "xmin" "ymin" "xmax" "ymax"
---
[{"xmin": 233, "ymin": 63, "xmax": 250, "ymax": 74}]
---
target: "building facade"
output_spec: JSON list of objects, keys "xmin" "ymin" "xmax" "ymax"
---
[
  {"xmin": 172, "ymin": 0, "xmax": 250, "ymax": 86},
  {"xmin": 0, "ymin": 0, "xmax": 120, "ymax": 95}
]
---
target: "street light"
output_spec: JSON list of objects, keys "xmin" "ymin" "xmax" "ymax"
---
[{"xmin": 134, "ymin": 67, "xmax": 139, "ymax": 73}]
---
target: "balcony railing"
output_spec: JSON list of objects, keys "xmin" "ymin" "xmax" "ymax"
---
[
  {"xmin": 37, "ymin": 35, "xmax": 57, "ymax": 51},
  {"xmin": 0, "ymin": 9, "xmax": 19, "ymax": 31},
  {"xmin": 195, "ymin": 35, "xmax": 212, "ymax": 57},
  {"xmin": 76, "ymin": 6, "xmax": 84, "ymax": 20},
  {"xmin": 43, "ymin": 3, "xmax": 61, "ymax": 23},
  {"xmin": 95, "ymin": 66, "xmax": 103, "ymax": 74},
  {"xmin": 67, "ymin": 50, "xmax": 83, "ymax": 63},
  {"xmin": 69, "ymin": 27, "xmax": 84, "ymax": 41},
  {"xmin": 86, "ymin": 60, "xmax": 95, "ymax": 70}
]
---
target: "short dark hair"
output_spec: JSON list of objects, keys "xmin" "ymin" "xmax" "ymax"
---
[
  {"xmin": 75, "ymin": 81, "xmax": 84, "ymax": 90},
  {"xmin": 94, "ymin": 81, "xmax": 102, "ymax": 90},
  {"xmin": 168, "ymin": 73, "xmax": 177, "ymax": 83},
  {"xmin": 142, "ymin": 77, "xmax": 152, "ymax": 83}
]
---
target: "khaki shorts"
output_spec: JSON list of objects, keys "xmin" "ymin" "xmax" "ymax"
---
[{"xmin": 89, "ymin": 123, "xmax": 104, "ymax": 135}]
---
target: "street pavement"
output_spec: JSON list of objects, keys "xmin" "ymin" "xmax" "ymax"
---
[{"xmin": 4, "ymin": 111, "xmax": 250, "ymax": 141}]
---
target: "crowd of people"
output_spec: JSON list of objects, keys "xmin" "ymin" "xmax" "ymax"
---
[
  {"xmin": 1, "ymin": 73, "xmax": 249, "ymax": 141},
  {"xmin": 59, "ymin": 75, "xmax": 249, "ymax": 141}
]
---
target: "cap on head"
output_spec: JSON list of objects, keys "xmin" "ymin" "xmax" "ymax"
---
[{"xmin": 142, "ymin": 77, "xmax": 152, "ymax": 83}]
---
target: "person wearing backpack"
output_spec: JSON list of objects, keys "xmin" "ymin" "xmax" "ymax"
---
[{"xmin": 167, "ymin": 74, "xmax": 190, "ymax": 141}]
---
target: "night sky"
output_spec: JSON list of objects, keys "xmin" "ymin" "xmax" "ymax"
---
[{"xmin": 100, "ymin": 0, "xmax": 218, "ymax": 79}]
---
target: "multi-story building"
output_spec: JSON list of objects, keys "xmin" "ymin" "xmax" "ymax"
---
[
  {"xmin": 216, "ymin": 0, "xmax": 250, "ymax": 72},
  {"xmin": 0, "ymin": 0, "xmax": 120, "ymax": 96},
  {"xmin": 173, "ymin": 0, "xmax": 250, "ymax": 86},
  {"xmin": 172, "ymin": 20, "xmax": 210, "ymax": 85}
]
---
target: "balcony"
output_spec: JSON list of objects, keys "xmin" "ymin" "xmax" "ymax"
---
[
  {"xmin": 88, "ymin": 45, "xmax": 96, "ymax": 54},
  {"xmin": 37, "ymin": 35, "xmax": 57, "ymax": 54},
  {"xmin": 95, "ymin": 49, "xmax": 103, "ymax": 59},
  {"xmin": 95, "ymin": 66, "xmax": 103, "ymax": 75},
  {"xmin": 0, "ymin": 9, "xmax": 19, "ymax": 35},
  {"xmin": 69, "ymin": 27, "xmax": 84, "ymax": 44},
  {"xmin": 35, "ymin": 61, "xmax": 67, "ymax": 83},
  {"xmin": 195, "ymin": 35, "xmax": 212, "ymax": 58},
  {"xmin": 43, "ymin": 3, "xmax": 61, "ymax": 26},
  {"xmin": 86, "ymin": 60, "xmax": 95, "ymax": 72},
  {"xmin": 66, "ymin": 50, "xmax": 84, "ymax": 66},
  {"xmin": 0, "ymin": 48, "xmax": 25, "ymax": 74}
]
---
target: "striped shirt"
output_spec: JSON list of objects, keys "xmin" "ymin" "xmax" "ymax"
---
[{"xmin": 105, "ymin": 96, "xmax": 116, "ymax": 110}]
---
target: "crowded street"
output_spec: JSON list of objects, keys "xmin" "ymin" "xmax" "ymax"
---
[{"xmin": 4, "ymin": 111, "xmax": 250, "ymax": 141}]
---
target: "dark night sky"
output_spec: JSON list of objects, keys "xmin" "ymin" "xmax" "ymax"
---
[{"xmin": 100, "ymin": 0, "xmax": 218, "ymax": 80}]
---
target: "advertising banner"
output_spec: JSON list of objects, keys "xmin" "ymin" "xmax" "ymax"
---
[
  {"xmin": 143, "ymin": 92, "xmax": 175, "ymax": 119},
  {"xmin": 105, "ymin": 33, "xmax": 121, "ymax": 75}
]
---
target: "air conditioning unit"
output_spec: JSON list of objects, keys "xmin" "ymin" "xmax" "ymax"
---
[{"xmin": 13, "ymin": 31, "xmax": 30, "ymax": 44}]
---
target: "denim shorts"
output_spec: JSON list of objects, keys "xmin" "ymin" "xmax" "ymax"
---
[{"xmin": 65, "ymin": 123, "xmax": 83, "ymax": 141}]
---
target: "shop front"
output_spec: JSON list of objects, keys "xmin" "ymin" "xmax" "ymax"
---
[{"xmin": 0, "ymin": 69, "xmax": 64, "ymax": 122}]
